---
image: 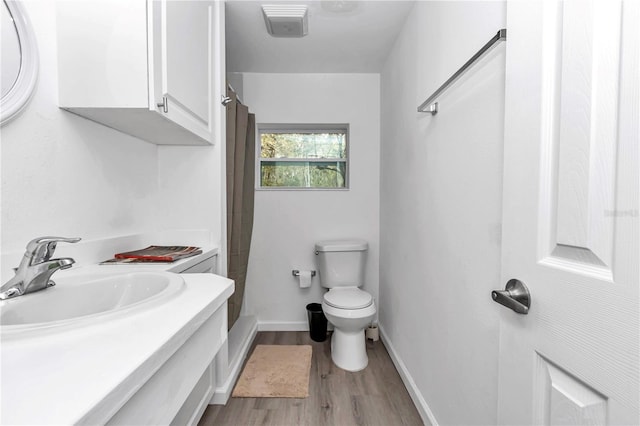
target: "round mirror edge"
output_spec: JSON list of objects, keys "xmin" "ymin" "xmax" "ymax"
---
[{"xmin": 1, "ymin": 0, "xmax": 39, "ymax": 127}]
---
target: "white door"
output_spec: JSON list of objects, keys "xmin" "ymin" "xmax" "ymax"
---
[
  {"xmin": 497, "ymin": 1, "xmax": 639, "ymax": 424},
  {"xmin": 149, "ymin": 0, "xmax": 215, "ymax": 143}
]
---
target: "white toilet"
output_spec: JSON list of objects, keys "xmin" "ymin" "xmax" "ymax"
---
[{"xmin": 315, "ymin": 239, "xmax": 376, "ymax": 372}]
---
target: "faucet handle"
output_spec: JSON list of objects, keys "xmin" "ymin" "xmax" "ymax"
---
[{"xmin": 25, "ymin": 236, "xmax": 81, "ymax": 263}]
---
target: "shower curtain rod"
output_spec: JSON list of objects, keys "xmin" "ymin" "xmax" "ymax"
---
[
  {"xmin": 417, "ymin": 28, "xmax": 507, "ymax": 115},
  {"xmin": 222, "ymin": 84, "xmax": 243, "ymax": 106},
  {"xmin": 227, "ymin": 84, "xmax": 243, "ymax": 105}
]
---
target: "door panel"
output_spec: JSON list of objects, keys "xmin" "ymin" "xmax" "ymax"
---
[
  {"xmin": 165, "ymin": 0, "xmax": 210, "ymax": 123},
  {"xmin": 534, "ymin": 355, "xmax": 608, "ymax": 425},
  {"xmin": 149, "ymin": 0, "xmax": 214, "ymax": 142},
  {"xmin": 545, "ymin": 0, "xmax": 621, "ymax": 274},
  {"xmin": 498, "ymin": 1, "xmax": 638, "ymax": 424}
]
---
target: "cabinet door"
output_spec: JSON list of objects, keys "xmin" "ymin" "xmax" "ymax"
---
[{"xmin": 149, "ymin": 0, "xmax": 214, "ymax": 144}]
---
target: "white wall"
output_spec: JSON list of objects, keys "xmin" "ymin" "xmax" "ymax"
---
[
  {"xmin": 241, "ymin": 73, "xmax": 380, "ymax": 328},
  {"xmin": 157, "ymin": 145, "xmax": 224, "ymax": 250},
  {"xmin": 1, "ymin": 0, "xmax": 224, "ymax": 279},
  {"xmin": 379, "ymin": 2, "xmax": 506, "ymax": 425}
]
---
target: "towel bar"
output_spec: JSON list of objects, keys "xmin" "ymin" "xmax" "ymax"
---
[{"xmin": 418, "ymin": 29, "xmax": 507, "ymax": 115}]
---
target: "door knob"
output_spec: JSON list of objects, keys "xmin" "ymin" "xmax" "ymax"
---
[{"xmin": 492, "ymin": 279, "xmax": 530, "ymax": 314}]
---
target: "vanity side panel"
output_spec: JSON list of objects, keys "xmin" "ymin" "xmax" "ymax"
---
[
  {"xmin": 170, "ymin": 362, "xmax": 215, "ymax": 426},
  {"xmin": 57, "ymin": 0, "xmax": 148, "ymax": 108},
  {"xmin": 104, "ymin": 305, "xmax": 227, "ymax": 425}
]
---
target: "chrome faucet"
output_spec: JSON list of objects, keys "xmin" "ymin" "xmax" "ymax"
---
[{"xmin": 0, "ymin": 236, "xmax": 81, "ymax": 300}]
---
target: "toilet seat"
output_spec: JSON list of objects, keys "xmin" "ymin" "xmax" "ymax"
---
[{"xmin": 323, "ymin": 288, "xmax": 373, "ymax": 309}]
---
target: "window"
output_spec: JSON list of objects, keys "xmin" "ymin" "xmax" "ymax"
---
[{"xmin": 257, "ymin": 124, "xmax": 348, "ymax": 189}]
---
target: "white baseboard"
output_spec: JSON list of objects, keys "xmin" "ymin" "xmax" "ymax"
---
[
  {"xmin": 257, "ymin": 321, "xmax": 308, "ymax": 331},
  {"xmin": 379, "ymin": 324, "xmax": 438, "ymax": 426},
  {"xmin": 210, "ymin": 317, "xmax": 258, "ymax": 405}
]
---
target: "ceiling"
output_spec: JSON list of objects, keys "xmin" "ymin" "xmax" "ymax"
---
[{"xmin": 225, "ymin": 1, "xmax": 415, "ymax": 73}]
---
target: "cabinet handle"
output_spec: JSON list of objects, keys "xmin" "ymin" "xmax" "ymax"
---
[{"xmin": 157, "ymin": 96, "xmax": 168, "ymax": 113}]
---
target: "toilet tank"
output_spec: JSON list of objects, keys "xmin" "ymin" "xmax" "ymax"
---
[{"xmin": 315, "ymin": 239, "xmax": 368, "ymax": 288}]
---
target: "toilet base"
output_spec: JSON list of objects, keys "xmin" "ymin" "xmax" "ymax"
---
[{"xmin": 330, "ymin": 328, "xmax": 368, "ymax": 372}]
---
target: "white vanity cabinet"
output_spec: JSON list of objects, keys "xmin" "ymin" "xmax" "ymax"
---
[
  {"xmin": 0, "ymin": 270, "xmax": 234, "ymax": 426},
  {"xmin": 57, "ymin": 0, "xmax": 224, "ymax": 146},
  {"xmin": 106, "ymin": 303, "xmax": 226, "ymax": 426}
]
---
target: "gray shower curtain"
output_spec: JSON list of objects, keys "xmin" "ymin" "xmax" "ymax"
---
[{"xmin": 226, "ymin": 88, "xmax": 255, "ymax": 329}]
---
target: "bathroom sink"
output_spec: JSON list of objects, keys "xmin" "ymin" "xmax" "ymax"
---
[{"xmin": 0, "ymin": 271, "xmax": 184, "ymax": 333}]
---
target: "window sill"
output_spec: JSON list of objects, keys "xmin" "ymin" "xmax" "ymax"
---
[{"xmin": 255, "ymin": 187, "xmax": 350, "ymax": 191}]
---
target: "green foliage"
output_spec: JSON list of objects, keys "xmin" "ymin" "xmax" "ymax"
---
[
  {"xmin": 261, "ymin": 161, "xmax": 346, "ymax": 188},
  {"xmin": 260, "ymin": 133, "xmax": 346, "ymax": 159},
  {"xmin": 260, "ymin": 132, "xmax": 347, "ymax": 188}
]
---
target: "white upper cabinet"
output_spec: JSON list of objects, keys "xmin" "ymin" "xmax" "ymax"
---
[{"xmin": 57, "ymin": 0, "xmax": 220, "ymax": 146}]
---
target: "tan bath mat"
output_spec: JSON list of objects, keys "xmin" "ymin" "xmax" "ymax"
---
[{"xmin": 232, "ymin": 345, "xmax": 313, "ymax": 398}]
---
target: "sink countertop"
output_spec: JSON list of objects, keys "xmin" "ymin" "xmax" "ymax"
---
[
  {"xmin": 0, "ymin": 250, "xmax": 233, "ymax": 425},
  {"xmin": 1, "ymin": 230, "xmax": 220, "ymax": 282},
  {"xmin": 95, "ymin": 245, "xmax": 220, "ymax": 273}
]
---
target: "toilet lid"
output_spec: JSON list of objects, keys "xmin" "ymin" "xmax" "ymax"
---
[{"xmin": 323, "ymin": 288, "xmax": 373, "ymax": 309}]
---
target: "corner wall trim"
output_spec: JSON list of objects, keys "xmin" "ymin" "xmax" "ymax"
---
[
  {"xmin": 379, "ymin": 324, "xmax": 439, "ymax": 426},
  {"xmin": 210, "ymin": 318, "xmax": 258, "ymax": 405}
]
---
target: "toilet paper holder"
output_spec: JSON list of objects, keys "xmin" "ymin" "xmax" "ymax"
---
[{"xmin": 292, "ymin": 270, "xmax": 316, "ymax": 277}]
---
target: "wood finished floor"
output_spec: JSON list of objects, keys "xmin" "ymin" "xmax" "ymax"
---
[{"xmin": 198, "ymin": 331, "xmax": 423, "ymax": 426}]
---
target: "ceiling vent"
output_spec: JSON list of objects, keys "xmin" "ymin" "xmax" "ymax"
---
[{"xmin": 262, "ymin": 5, "xmax": 308, "ymax": 38}]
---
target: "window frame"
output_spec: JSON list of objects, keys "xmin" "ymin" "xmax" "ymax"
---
[{"xmin": 255, "ymin": 123, "xmax": 350, "ymax": 190}]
